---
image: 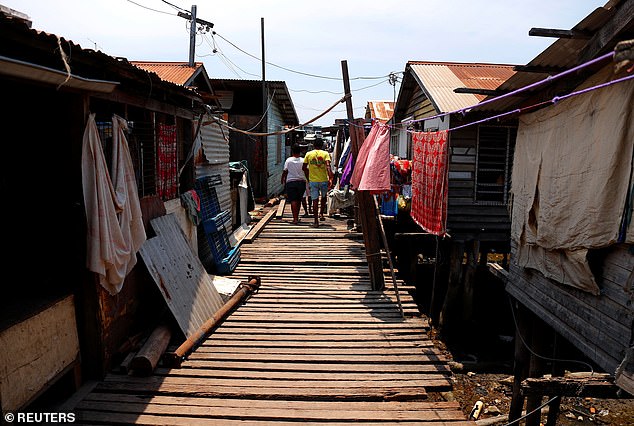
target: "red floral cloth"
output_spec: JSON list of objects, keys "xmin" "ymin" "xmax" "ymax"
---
[
  {"xmin": 410, "ymin": 130, "xmax": 449, "ymax": 236},
  {"xmin": 157, "ymin": 123, "xmax": 177, "ymax": 200}
]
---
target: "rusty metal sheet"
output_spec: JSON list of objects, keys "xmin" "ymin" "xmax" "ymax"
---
[{"xmin": 139, "ymin": 214, "xmax": 225, "ymax": 338}]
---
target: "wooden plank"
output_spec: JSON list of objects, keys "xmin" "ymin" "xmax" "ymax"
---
[
  {"xmin": 186, "ymin": 352, "xmax": 447, "ymax": 363},
  {"xmin": 276, "ymin": 198, "xmax": 286, "ymax": 219},
  {"xmin": 94, "ymin": 381, "xmax": 429, "ymax": 401},
  {"xmin": 192, "ymin": 346, "xmax": 436, "ymax": 355},
  {"xmin": 76, "ymin": 410, "xmax": 474, "ymax": 425},
  {"xmin": 181, "ymin": 360, "xmax": 451, "ymax": 373},
  {"xmin": 243, "ymin": 207, "xmax": 277, "ymax": 243},
  {"xmin": 76, "ymin": 399, "xmax": 464, "ymax": 422},
  {"xmin": 155, "ymin": 368, "xmax": 449, "ymax": 380},
  {"xmin": 82, "ymin": 392, "xmax": 462, "ymax": 411}
]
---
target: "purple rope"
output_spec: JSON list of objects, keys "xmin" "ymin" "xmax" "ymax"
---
[
  {"xmin": 554, "ymin": 72, "xmax": 634, "ymax": 103},
  {"xmin": 401, "ymin": 50, "xmax": 615, "ymax": 126},
  {"xmin": 401, "ymin": 70, "xmax": 634, "ymax": 134},
  {"xmin": 460, "ymin": 51, "xmax": 615, "ymax": 114}
]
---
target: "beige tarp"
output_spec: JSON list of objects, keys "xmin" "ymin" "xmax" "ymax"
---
[
  {"xmin": 81, "ymin": 114, "xmax": 146, "ymax": 295},
  {"xmin": 511, "ymin": 65, "xmax": 634, "ymax": 294}
]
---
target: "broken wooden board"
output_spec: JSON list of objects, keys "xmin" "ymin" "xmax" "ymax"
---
[{"xmin": 139, "ymin": 214, "xmax": 225, "ymax": 339}]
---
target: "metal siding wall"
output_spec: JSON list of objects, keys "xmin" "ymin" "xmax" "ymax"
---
[
  {"xmin": 195, "ymin": 117, "xmax": 231, "ymax": 215},
  {"xmin": 267, "ymin": 100, "xmax": 284, "ymax": 197}
]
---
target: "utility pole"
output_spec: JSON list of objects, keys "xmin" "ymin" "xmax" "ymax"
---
[
  {"xmin": 188, "ymin": 5, "xmax": 197, "ymax": 66},
  {"xmin": 177, "ymin": 6, "xmax": 213, "ymax": 66},
  {"xmin": 341, "ymin": 60, "xmax": 384, "ymax": 291},
  {"xmin": 260, "ymin": 17, "xmax": 268, "ymax": 195}
]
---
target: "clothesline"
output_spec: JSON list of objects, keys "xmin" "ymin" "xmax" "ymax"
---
[
  {"xmin": 343, "ymin": 66, "xmax": 634, "ymax": 135},
  {"xmin": 206, "ymin": 94, "xmax": 350, "ymax": 137},
  {"xmin": 394, "ymin": 50, "xmax": 615, "ymax": 128}
]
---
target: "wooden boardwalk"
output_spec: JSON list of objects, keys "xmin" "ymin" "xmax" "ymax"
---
[{"xmin": 72, "ymin": 212, "xmax": 471, "ymax": 425}]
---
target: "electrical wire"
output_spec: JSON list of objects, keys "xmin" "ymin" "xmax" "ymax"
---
[
  {"xmin": 126, "ymin": 0, "xmax": 175, "ymax": 16},
  {"xmin": 507, "ymin": 295, "xmax": 595, "ymax": 374},
  {"xmin": 503, "ymin": 396, "xmax": 560, "ymax": 426},
  {"xmin": 213, "ymin": 30, "xmax": 399, "ymax": 81},
  {"xmin": 159, "ymin": 0, "xmax": 189, "ymax": 13}
]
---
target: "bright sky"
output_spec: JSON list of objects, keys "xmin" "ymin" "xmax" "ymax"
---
[{"xmin": 3, "ymin": 0, "xmax": 607, "ymax": 126}]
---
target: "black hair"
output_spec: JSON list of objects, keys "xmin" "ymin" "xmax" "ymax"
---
[
  {"xmin": 313, "ymin": 138, "xmax": 324, "ymax": 149},
  {"xmin": 291, "ymin": 143, "xmax": 301, "ymax": 155}
]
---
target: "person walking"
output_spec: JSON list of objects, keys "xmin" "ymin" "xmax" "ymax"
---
[
  {"xmin": 281, "ymin": 143, "xmax": 308, "ymax": 225},
  {"xmin": 302, "ymin": 138, "xmax": 333, "ymax": 227}
]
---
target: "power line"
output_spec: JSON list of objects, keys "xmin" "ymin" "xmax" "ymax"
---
[
  {"xmin": 126, "ymin": 0, "xmax": 175, "ymax": 16},
  {"xmin": 213, "ymin": 30, "xmax": 399, "ymax": 81},
  {"xmin": 159, "ymin": 0, "xmax": 189, "ymax": 13}
]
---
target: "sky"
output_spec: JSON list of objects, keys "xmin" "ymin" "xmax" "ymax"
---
[{"xmin": 3, "ymin": 0, "xmax": 608, "ymax": 127}]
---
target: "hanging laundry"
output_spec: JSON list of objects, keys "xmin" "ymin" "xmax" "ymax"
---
[
  {"xmin": 157, "ymin": 123, "xmax": 178, "ymax": 200},
  {"xmin": 339, "ymin": 151, "xmax": 354, "ymax": 187},
  {"xmin": 338, "ymin": 137, "xmax": 351, "ymax": 172},
  {"xmin": 82, "ymin": 114, "xmax": 146, "ymax": 295},
  {"xmin": 350, "ymin": 121, "xmax": 391, "ymax": 192},
  {"xmin": 410, "ymin": 130, "xmax": 449, "ymax": 236},
  {"xmin": 180, "ymin": 189, "xmax": 201, "ymax": 225}
]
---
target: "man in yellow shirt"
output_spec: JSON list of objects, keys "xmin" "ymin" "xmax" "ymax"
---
[{"xmin": 302, "ymin": 138, "xmax": 334, "ymax": 227}]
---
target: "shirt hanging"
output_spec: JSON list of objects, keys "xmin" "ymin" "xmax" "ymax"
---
[{"xmin": 410, "ymin": 130, "xmax": 449, "ymax": 236}]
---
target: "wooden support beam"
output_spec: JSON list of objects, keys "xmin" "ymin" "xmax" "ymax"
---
[
  {"xmin": 579, "ymin": 0, "xmax": 634, "ymax": 63},
  {"xmin": 341, "ymin": 60, "xmax": 384, "ymax": 291},
  {"xmin": 528, "ymin": 27, "xmax": 592, "ymax": 39},
  {"xmin": 453, "ymin": 87, "xmax": 506, "ymax": 96},
  {"xmin": 513, "ymin": 65, "xmax": 568, "ymax": 74},
  {"xmin": 521, "ymin": 374, "xmax": 623, "ymax": 399}
]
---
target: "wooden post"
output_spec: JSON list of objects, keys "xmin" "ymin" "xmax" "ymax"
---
[
  {"xmin": 341, "ymin": 60, "xmax": 384, "ymax": 290},
  {"xmin": 509, "ymin": 300, "xmax": 532, "ymax": 423},
  {"xmin": 462, "ymin": 239, "xmax": 480, "ymax": 323},
  {"xmin": 439, "ymin": 241, "xmax": 464, "ymax": 335},
  {"xmin": 525, "ymin": 318, "xmax": 550, "ymax": 426}
]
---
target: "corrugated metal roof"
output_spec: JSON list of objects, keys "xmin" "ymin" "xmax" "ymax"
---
[
  {"xmin": 366, "ymin": 101, "xmax": 394, "ymax": 121},
  {"xmin": 131, "ymin": 61, "xmax": 204, "ymax": 86},
  {"xmin": 408, "ymin": 62, "xmax": 516, "ymax": 112},
  {"xmin": 473, "ymin": 1, "xmax": 631, "ymax": 112}
]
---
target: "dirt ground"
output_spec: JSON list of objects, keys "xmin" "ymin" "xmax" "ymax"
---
[{"xmin": 428, "ymin": 327, "xmax": 634, "ymax": 425}]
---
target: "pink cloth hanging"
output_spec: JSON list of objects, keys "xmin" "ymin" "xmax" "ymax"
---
[
  {"xmin": 410, "ymin": 130, "xmax": 449, "ymax": 236},
  {"xmin": 350, "ymin": 121, "xmax": 391, "ymax": 192}
]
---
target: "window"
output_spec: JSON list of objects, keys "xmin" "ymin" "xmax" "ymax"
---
[
  {"xmin": 276, "ymin": 134, "xmax": 283, "ymax": 164},
  {"xmin": 475, "ymin": 126, "xmax": 516, "ymax": 204}
]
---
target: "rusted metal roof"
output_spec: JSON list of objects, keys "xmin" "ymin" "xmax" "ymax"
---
[
  {"xmin": 408, "ymin": 61, "xmax": 516, "ymax": 113},
  {"xmin": 130, "ymin": 61, "xmax": 204, "ymax": 86},
  {"xmin": 472, "ymin": 0, "xmax": 633, "ymax": 112},
  {"xmin": 365, "ymin": 101, "xmax": 394, "ymax": 121}
]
